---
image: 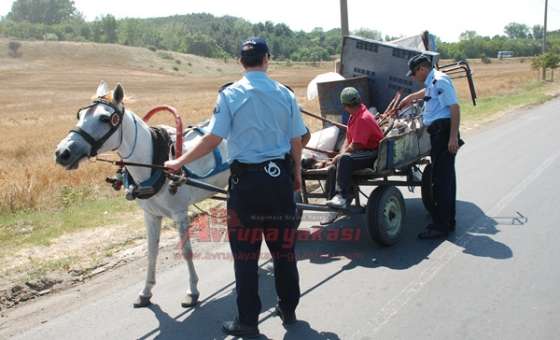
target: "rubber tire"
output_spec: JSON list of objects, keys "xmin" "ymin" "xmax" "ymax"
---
[
  {"xmin": 421, "ymin": 163, "xmax": 436, "ymax": 215},
  {"xmin": 366, "ymin": 186, "xmax": 406, "ymax": 246},
  {"xmin": 294, "ymin": 192, "xmax": 304, "ymax": 229}
]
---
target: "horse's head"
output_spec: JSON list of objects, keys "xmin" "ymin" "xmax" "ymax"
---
[{"xmin": 55, "ymin": 81, "xmax": 126, "ymax": 170}]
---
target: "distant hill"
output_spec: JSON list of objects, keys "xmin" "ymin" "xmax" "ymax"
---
[{"xmin": 0, "ymin": 37, "xmax": 240, "ymax": 76}]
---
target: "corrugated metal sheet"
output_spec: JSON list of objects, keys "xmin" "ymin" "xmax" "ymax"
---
[{"xmin": 340, "ymin": 36, "xmax": 439, "ymax": 113}]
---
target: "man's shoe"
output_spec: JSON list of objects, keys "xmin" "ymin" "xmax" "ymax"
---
[
  {"xmin": 222, "ymin": 318, "xmax": 259, "ymax": 338},
  {"xmin": 320, "ymin": 211, "xmax": 340, "ymax": 225},
  {"xmin": 275, "ymin": 305, "xmax": 297, "ymax": 325},
  {"xmin": 418, "ymin": 228, "xmax": 449, "ymax": 240},
  {"xmin": 326, "ymin": 194, "xmax": 348, "ymax": 209}
]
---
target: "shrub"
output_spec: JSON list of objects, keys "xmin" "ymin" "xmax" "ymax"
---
[
  {"xmin": 157, "ymin": 51, "xmax": 173, "ymax": 60},
  {"xmin": 172, "ymin": 66, "xmax": 179, "ymax": 71},
  {"xmin": 148, "ymin": 46, "xmax": 157, "ymax": 52},
  {"xmin": 44, "ymin": 33, "xmax": 58, "ymax": 41},
  {"xmin": 175, "ymin": 59, "xmax": 181, "ymax": 65},
  {"xmin": 481, "ymin": 55, "xmax": 491, "ymax": 64},
  {"xmin": 8, "ymin": 41, "xmax": 22, "ymax": 58}
]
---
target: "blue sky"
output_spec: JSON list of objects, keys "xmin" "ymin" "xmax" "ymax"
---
[{"xmin": 0, "ymin": 0, "xmax": 557, "ymax": 42}]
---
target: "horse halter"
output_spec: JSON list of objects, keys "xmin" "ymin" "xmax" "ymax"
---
[{"xmin": 70, "ymin": 98, "xmax": 125, "ymax": 157}]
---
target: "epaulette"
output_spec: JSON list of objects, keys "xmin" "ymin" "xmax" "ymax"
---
[
  {"xmin": 282, "ymin": 83, "xmax": 295, "ymax": 93},
  {"xmin": 219, "ymin": 82, "xmax": 234, "ymax": 93}
]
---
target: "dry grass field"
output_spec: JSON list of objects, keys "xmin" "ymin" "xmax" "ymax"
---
[
  {"xmin": 0, "ymin": 38, "xmax": 553, "ymax": 302},
  {"xmin": 0, "ymin": 39, "xmax": 332, "ymax": 214}
]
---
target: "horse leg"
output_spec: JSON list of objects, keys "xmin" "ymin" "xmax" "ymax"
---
[
  {"xmin": 133, "ymin": 212, "xmax": 162, "ymax": 308},
  {"xmin": 177, "ymin": 216, "xmax": 200, "ymax": 307}
]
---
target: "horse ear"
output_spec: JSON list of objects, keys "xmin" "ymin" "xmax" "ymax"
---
[
  {"xmin": 96, "ymin": 81, "xmax": 109, "ymax": 98},
  {"xmin": 113, "ymin": 84, "xmax": 125, "ymax": 104}
]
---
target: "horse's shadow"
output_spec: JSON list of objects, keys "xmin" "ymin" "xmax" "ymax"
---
[{"xmin": 138, "ymin": 198, "xmax": 515, "ymax": 339}]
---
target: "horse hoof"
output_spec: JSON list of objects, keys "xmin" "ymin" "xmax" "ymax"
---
[
  {"xmin": 181, "ymin": 293, "xmax": 200, "ymax": 308},
  {"xmin": 133, "ymin": 295, "xmax": 152, "ymax": 308}
]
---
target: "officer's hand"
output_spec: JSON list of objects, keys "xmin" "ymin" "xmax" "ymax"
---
[
  {"xmin": 293, "ymin": 172, "xmax": 303, "ymax": 192},
  {"xmin": 332, "ymin": 154, "xmax": 341, "ymax": 164},
  {"xmin": 448, "ymin": 136, "xmax": 460, "ymax": 154},
  {"xmin": 164, "ymin": 159, "xmax": 183, "ymax": 172},
  {"xmin": 398, "ymin": 95, "xmax": 413, "ymax": 110}
]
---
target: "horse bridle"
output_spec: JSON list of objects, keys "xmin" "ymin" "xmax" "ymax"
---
[{"xmin": 70, "ymin": 98, "xmax": 125, "ymax": 157}]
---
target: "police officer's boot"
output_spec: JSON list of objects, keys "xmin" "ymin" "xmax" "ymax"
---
[
  {"xmin": 222, "ymin": 318, "xmax": 259, "ymax": 338},
  {"xmin": 275, "ymin": 305, "xmax": 297, "ymax": 325}
]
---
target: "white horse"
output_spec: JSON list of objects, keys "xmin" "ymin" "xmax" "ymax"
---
[{"xmin": 55, "ymin": 82, "xmax": 229, "ymax": 308}]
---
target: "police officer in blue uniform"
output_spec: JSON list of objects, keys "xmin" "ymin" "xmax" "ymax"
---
[
  {"xmin": 165, "ymin": 37, "xmax": 307, "ymax": 337},
  {"xmin": 399, "ymin": 54, "xmax": 463, "ymax": 239}
]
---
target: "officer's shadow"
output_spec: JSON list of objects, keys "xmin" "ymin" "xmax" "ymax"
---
[
  {"xmin": 295, "ymin": 198, "xmax": 516, "ymax": 272},
  {"xmin": 138, "ymin": 264, "xmax": 340, "ymax": 340}
]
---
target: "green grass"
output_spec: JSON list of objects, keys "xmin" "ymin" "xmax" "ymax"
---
[
  {"xmin": 0, "ymin": 197, "xmax": 138, "ymax": 252},
  {"xmin": 461, "ymin": 80, "xmax": 556, "ymax": 121}
]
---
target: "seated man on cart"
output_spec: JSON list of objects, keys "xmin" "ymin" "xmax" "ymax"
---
[{"xmin": 325, "ymin": 87, "xmax": 384, "ymax": 209}]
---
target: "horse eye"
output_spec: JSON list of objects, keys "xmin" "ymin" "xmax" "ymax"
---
[{"xmin": 99, "ymin": 114, "xmax": 111, "ymax": 123}]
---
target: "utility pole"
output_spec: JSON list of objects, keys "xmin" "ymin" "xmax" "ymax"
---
[
  {"xmin": 543, "ymin": 0, "xmax": 548, "ymax": 80},
  {"xmin": 340, "ymin": 0, "xmax": 349, "ymax": 37}
]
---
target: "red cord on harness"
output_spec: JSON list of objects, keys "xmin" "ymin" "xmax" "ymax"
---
[{"xmin": 143, "ymin": 106, "xmax": 184, "ymax": 158}]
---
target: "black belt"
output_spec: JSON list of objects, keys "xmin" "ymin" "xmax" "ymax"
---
[
  {"xmin": 427, "ymin": 118, "xmax": 466, "ymax": 147},
  {"xmin": 231, "ymin": 155, "xmax": 292, "ymax": 175}
]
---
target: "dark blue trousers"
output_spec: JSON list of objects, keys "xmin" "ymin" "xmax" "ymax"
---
[
  {"xmin": 428, "ymin": 119, "xmax": 458, "ymax": 232},
  {"xmin": 227, "ymin": 159, "xmax": 300, "ymax": 326}
]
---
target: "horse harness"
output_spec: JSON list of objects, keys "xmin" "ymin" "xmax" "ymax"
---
[
  {"xmin": 121, "ymin": 127, "xmax": 171, "ymax": 200},
  {"xmin": 71, "ymin": 98, "xmax": 126, "ymax": 157}
]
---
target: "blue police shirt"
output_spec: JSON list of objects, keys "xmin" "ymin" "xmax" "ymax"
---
[
  {"xmin": 208, "ymin": 71, "xmax": 308, "ymax": 164},
  {"xmin": 422, "ymin": 69, "xmax": 459, "ymax": 126}
]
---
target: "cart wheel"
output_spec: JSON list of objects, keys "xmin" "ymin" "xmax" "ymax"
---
[
  {"xmin": 421, "ymin": 163, "xmax": 435, "ymax": 215},
  {"xmin": 366, "ymin": 186, "xmax": 406, "ymax": 246},
  {"xmin": 294, "ymin": 192, "xmax": 304, "ymax": 228}
]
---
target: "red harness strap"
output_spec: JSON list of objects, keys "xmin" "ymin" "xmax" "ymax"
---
[{"xmin": 143, "ymin": 106, "xmax": 184, "ymax": 158}]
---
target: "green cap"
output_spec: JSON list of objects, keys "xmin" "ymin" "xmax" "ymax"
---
[{"xmin": 340, "ymin": 87, "xmax": 361, "ymax": 106}]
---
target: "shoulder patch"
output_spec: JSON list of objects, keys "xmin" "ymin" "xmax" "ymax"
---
[{"xmin": 218, "ymin": 82, "xmax": 234, "ymax": 93}]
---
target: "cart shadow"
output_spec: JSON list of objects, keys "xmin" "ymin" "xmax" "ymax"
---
[
  {"xmin": 295, "ymin": 199, "xmax": 513, "ymax": 271},
  {"xmin": 138, "ymin": 264, "xmax": 339, "ymax": 340}
]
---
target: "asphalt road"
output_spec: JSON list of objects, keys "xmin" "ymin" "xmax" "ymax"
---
[{"xmin": 3, "ymin": 99, "xmax": 560, "ymax": 340}]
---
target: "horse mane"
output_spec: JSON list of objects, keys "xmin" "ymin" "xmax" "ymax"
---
[{"xmin": 91, "ymin": 94, "xmax": 133, "ymax": 104}]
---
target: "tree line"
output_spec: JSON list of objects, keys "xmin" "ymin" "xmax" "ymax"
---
[
  {"xmin": 0, "ymin": 0, "xmax": 556, "ymax": 62},
  {"xmin": 438, "ymin": 23, "xmax": 546, "ymax": 60}
]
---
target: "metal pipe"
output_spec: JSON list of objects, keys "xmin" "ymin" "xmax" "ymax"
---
[
  {"xmin": 95, "ymin": 158, "xmax": 168, "ymax": 170},
  {"xmin": 543, "ymin": 0, "xmax": 549, "ymax": 80},
  {"xmin": 300, "ymin": 108, "xmax": 347, "ymax": 130},
  {"xmin": 95, "ymin": 158, "xmax": 229, "ymax": 195},
  {"xmin": 304, "ymin": 146, "xmax": 338, "ymax": 157},
  {"xmin": 340, "ymin": 0, "xmax": 349, "ymax": 37},
  {"xmin": 143, "ymin": 106, "xmax": 184, "ymax": 157}
]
